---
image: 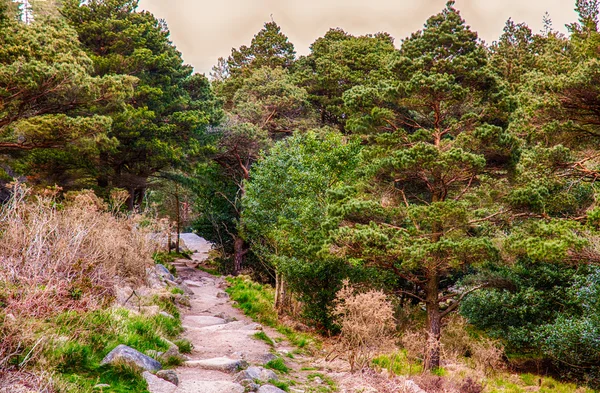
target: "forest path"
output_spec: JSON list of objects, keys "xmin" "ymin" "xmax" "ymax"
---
[{"xmin": 147, "ymin": 233, "xmax": 314, "ymax": 393}]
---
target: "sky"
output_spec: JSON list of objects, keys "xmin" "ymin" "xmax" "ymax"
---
[{"xmin": 138, "ymin": 0, "xmax": 578, "ymax": 76}]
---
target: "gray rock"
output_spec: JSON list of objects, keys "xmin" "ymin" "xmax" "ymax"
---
[
  {"xmin": 313, "ymin": 376, "xmax": 323, "ymax": 384},
  {"xmin": 142, "ymin": 371, "xmax": 177, "ymax": 393},
  {"xmin": 161, "ymin": 346, "xmax": 184, "ymax": 362},
  {"xmin": 234, "ymin": 366, "xmax": 278, "ymax": 383},
  {"xmin": 404, "ymin": 380, "xmax": 427, "ymax": 393},
  {"xmin": 156, "ymin": 264, "xmax": 176, "ymax": 281},
  {"xmin": 101, "ymin": 344, "xmax": 162, "ymax": 372},
  {"xmin": 257, "ymin": 385, "xmax": 287, "ymax": 393},
  {"xmin": 159, "ymin": 311, "xmax": 174, "ymax": 319},
  {"xmin": 238, "ymin": 379, "xmax": 261, "ymax": 392},
  {"xmin": 156, "ymin": 370, "xmax": 179, "ymax": 386},
  {"xmin": 216, "ymin": 291, "xmax": 229, "ymax": 298},
  {"xmin": 259, "ymin": 353, "xmax": 278, "ymax": 364},
  {"xmin": 184, "ymin": 357, "xmax": 248, "ymax": 373}
]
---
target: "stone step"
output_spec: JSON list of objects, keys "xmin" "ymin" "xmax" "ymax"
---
[
  {"xmin": 176, "ymin": 380, "xmax": 244, "ymax": 393},
  {"xmin": 184, "ymin": 357, "xmax": 248, "ymax": 373},
  {"xmin": 182, "ymin": 316, "xmax": 226, "ymax": 328}
]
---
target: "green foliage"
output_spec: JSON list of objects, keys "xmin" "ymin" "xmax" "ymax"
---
[
  {"xmin": 60, "ymin": 0, "xmax": 221, "ymax": 200},
  {"xmin": 225, "ymin": 277, "xmax": 278, "ymax": 326},
  {"xmin": 295, "ymin": 29, "xmax": 395, "ymax": 128},
  {"xmin": 252, "ymin": 331, "xmax": 275, "ymax": 347},
  {"xmin": 265, "ymin": 357, "xmax": 290, "ymax": 374},
  {"xmin": 48, "ymin": 306, "xmax": 182, "ymax": 392},
  {"xmin": 372, "ymin": 351, "xmax": 422, "ymax": 376},
  {"xmin": 242, "ymin": 129, "xmax": 363, "ymax": 330},
  {"xmin": 174, "ymin": 339, "xmax": 193, "ymax": 354}
]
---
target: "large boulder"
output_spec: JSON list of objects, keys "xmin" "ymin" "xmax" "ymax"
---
[{"xmin": 101, "ymin": 344, "xmax": 162, "ymax": 372}]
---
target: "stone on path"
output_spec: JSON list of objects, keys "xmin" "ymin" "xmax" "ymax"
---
[
  {"xmin": 142, "ymin": 371, "xmax": 177, "ymax": 393},
  {"xmin": 100, "ymin": 344, "xmax": 161, "ymax": 372},
  {"xmin": 257, "ymin": 385, "xmax": 288, "ymax": 393},
  {"xmin": 156, "ymin": 370, "xmax": 179, "ymax": 386},
  {"xmin": 234, "ymin": 366, "xmax": 278, "ymax": 383},
  {"xmin": 184, "ymin": 357, "xmax": 248, "ymax": 373},
  {"xmin": 176, "ymin": 380, "xmax": 245, "ymax": 393}
]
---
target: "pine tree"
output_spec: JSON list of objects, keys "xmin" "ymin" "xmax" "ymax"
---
[{"xmin": 335, "ymin": 1, "xmax": 514, "ymax": 370}]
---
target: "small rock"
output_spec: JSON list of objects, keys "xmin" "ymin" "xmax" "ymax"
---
[
  {"xmin": 313, "ymin": 376, "xmax": 323, "ymax": 384},
  {"xmin": 156, "ymin": 369, "xmax": 179, "ymax": 386},
  {"xmin": 234, "ymin": 366, "xmax": 278, "ymax": 383},
  {"xmin": 101, "ymin": 344, "xmax": 162, "ymax": 372},
  {"xmin": 185, "ymin": 357, "xmax": 248, "ymax": 373},
  {"xmin": 214, "ymin": 312, "xmax": 237, "ymax": 323},
  {"xmin": 159, "ymin": 311, "xmax": 174, "ymax": 319},
  {"xmin": 405, "ymin": 380, "xmax": 427, "ymax": 393},
  {"xmin": 238, "ymin": 379, "xmax": 261, "ymax": 392},
  {"xmin": 216, "ymin": 291, "xmax": 229, "ymax": 299},
  {"xmin": 259, "ymin": 353, "xmax": 278, "ymax": 364},
  {"xmin": 155, "ymin": 264, "xmax": 176, "ymax": 281},
  {"xmin": 142, "ymin": 371, "xmax": 177, "ymax": 393},
  {"xmin": 173, "ymin": 294, "xmax": 191, "ymax": 307},
  {"xmin": 258, "ymin": 385, "xmax": 287, "ymax": 393},
  {"xmin": 161, "ymin": 346, "xmax": 184, "ymax": 362}
]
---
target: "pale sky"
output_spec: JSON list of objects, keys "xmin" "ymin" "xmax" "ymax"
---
[{"xmin": 138, "ymin": 0, "xmax": 578, "ymax": 76}]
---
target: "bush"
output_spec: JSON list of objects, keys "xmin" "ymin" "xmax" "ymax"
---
[{"xmin": 332, "ymin": 281, "xmax": 396, "ymax": 372}]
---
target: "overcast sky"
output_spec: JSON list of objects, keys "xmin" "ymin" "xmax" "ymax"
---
[{"xmin": 138, "ymin": 0, "xmax": 578, "ymax": 76}]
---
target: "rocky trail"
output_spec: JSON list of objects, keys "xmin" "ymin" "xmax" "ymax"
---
[{"xmin": 144, "ymin": 234, "xmax": 334, "ymax": 393}]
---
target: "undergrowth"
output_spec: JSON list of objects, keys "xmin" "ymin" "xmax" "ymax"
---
[{"xmin": 225, "ymin": 276, "xmax": 320, "ymax": 353}]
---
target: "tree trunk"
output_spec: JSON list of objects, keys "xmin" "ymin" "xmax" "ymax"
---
[
  {"xmin": 274, "ymin": 272, "xmax": 288, "ymax": 313},
  {"xmin": 175, "ymin": 192, "xmax": 181, "ymax": 254},
  {"xmin": 233, "ymin": 236, "xmax": 245, "ymax": 275},
  {"xmin": 424, "ymin": 272, "xmax": 442, "ymax": 371}
]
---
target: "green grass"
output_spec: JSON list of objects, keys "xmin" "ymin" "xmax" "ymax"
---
[
  {"xmin": 487, "ymin": 375, "xmax": 596, "ymax": 393},
  {"xmin": 269, "ymin": 379, "xmax": 290, "ymax": 392},
  {"xmin": 372, "ymin": 350, "xmax": 422, "ymax": 376},
  {"xmin": 38, "ymin": 292, "xmax": 185, "ymax": 393},
  {"xmin": 265, "ymin": 357, "xmax": 290, "ymax": 374},
  {"xmin": 226, "ymin": 277, "xmax": 322, "ymax": 354},
  {"xmin": 225, "ymin": 277, "xmax": 278, "ymax": 326},
  {"xmin": 253, "ymin": 331, "xmax": 275, "ymax": 346},
  {"xmin": 174, "ymin": 339, "xmax": 193, "ymax": 354}
]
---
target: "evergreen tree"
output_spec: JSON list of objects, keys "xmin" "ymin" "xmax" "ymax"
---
[
  {"xmin": 61, "ymin": 0, "xmax": 221, "ymax": 207},
  {"xmin": 295, "ymin": 29, "xmax": 395, "ymax": 130},
  {"xmin": 334, "ymin": 1, "xmax": 515, "ymax": 370}
]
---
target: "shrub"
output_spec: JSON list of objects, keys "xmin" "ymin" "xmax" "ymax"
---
[
  {"xmin": 332, "ymin": 281, "xmax": 396, "ymax": 372},
  {"xmin": 0, "ymin": 185, "xmax": 166, "ymax": 373}
]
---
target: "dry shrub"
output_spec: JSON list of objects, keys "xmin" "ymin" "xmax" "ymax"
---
[
  {"xmin": 400, "ymin": 329, "xmax": 427, "ymax": 365},
  {"xmin": 0, "ymin": 369, "xmax": 55, "ymax": 393},
  {"xmin": 441, "ymin": 315, "xmax": 504, "ymax": 375},
  {"xmin": 332, "ymin": 280, "xmax": 396, "ymax": 372},
  {"xmin": 0, "ymin": 185, "xmax": 162, "ymax": 318},
  {"xmin": 414, "ymin": 374, "xmax": 484, "ymax": 393}
]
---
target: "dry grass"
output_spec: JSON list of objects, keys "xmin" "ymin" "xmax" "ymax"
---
[
  {"xmin": 0, "ymin": 185, "xmax": 166, "ymax": 368},
  {"xmin": 332, "ymin": 280, "xmax": 396, "ymax": 372}
]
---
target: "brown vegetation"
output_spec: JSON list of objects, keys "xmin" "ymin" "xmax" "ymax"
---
[
  {"xmin": 332, "ymin": 281, "xmax": 396, "ymax": 371},
  {"xmin": 0, "ymin": 185, "xmax": 165, "ymax": 370}
]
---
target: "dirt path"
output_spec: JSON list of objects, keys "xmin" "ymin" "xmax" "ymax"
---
[{"xmin": 146, "ymin": 234, "xmax": 350, "ymax": 393}]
